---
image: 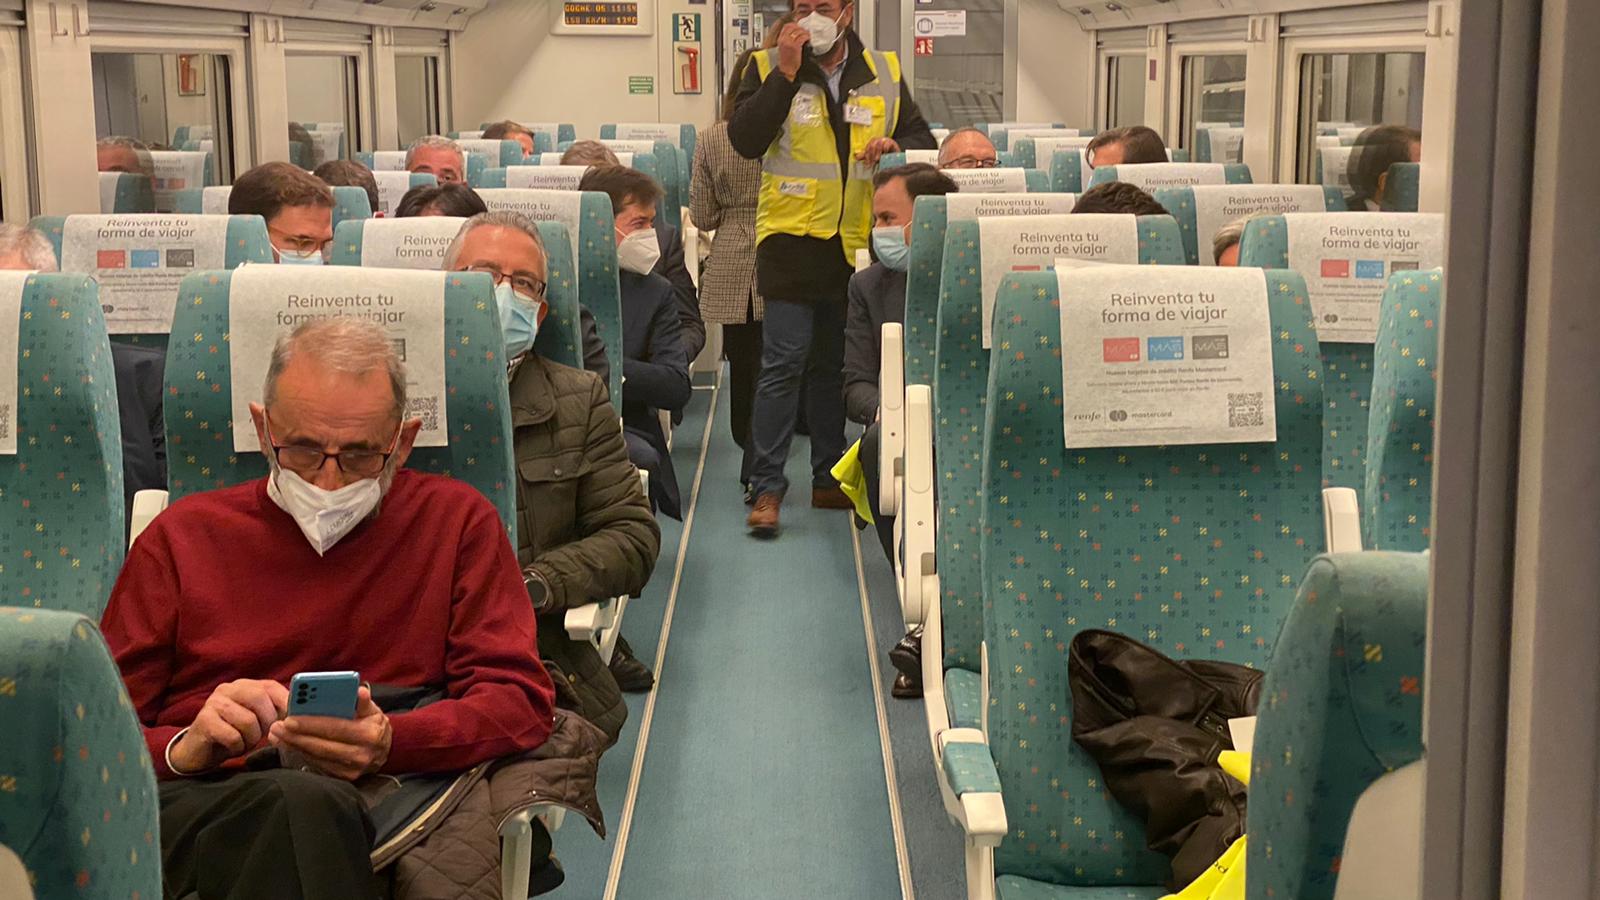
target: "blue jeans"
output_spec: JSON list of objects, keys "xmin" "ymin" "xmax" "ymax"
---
[{"xmin": 749, "ymin": 295, "xmax": 847, "ymax": 498}]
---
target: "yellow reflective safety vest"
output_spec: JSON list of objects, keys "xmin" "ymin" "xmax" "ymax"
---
[{"xmin": 751, "ymin": 47, "xmax": 903, "ymax": 265}]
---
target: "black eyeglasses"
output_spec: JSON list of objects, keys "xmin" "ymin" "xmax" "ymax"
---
[
  {"xmin": 265, "ymin": 415, "xmax": 401, "ymax": 478},
  {"xmin": 943, "ymin": 156, "xmax": 1000, "ymax": 169},
  {"xmin": 465, "ymin": 264, "xmax": 547, "ymax": 302}
]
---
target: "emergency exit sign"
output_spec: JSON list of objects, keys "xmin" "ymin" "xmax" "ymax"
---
[
  {"xmin": 628, "ymin": 75, "xmax": 655, "ymax": 94},
  {"xmin": 914, "ymin": 37, "xmax": 934, "ymax": 56}
]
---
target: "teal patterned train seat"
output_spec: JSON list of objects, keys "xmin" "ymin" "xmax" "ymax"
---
[
  {"xmin": 98, "ymin": 173, "xmax": 155, "ymax": 213},
  {"xmin": 904, "ymin": 196, "xmax": 953, "ymax": 392},
  {"xmin": 482, "ymin": 152, "xmax": 665, "ymax": 231},
  {"xmin": 1087, "ymin": 162, "xmax": 1253, "ymax": 190},
  {"xmin": 330, "ymin": 185, "xmax": 373, "ymax": 231},
  {"xmin": 941, "ymin": 169, "xmax": 1052, "ymax": 193},
  {"xmin": 29, "ymin": 213, "xmax": 274, "ymax": 350},
  {"xmin": 450, "ymin": 130, "xmax": 556, "ymax": 155},
  {"xmin": 456, "ymin": 138, "xmax": 529, "ymax": 170},
  {"xmin": 474, "ymin": 189, "xmax": 624, "ymax": 404},
  {"xmin": 1151, "ymin": 185, "xmax": 1348, "ymax": 266},
  {"xmin": 169, "ymin": 186, "xmax": 231, "ymax": 214},
  {"xmin": 357, "ymin": 150, "xmax": 487, "ymax": 186},
  {"xmin": 1364, "ymin": 269, "xmax": 1442, "ymax": 551},
  {"xmin": 0, "ymin": 607, "xmax": 161, "ymax": 899},
  {"xmin": 329, "ymin": 215, "xmax": 467, "ymax": 270},
  {"xmin": 931, "ymin": 215, "xmax": 1185, "ymax": 730},
  {"xmin": 1047, "ymin": 149, "xmax": 1090, "ymax": 194},
  {"xmin": 600, "ymin": 123, "xmax": 697, "ymax": 191},
  {"xmin": 986, "ymin": 125, "xmax": 1085, "ymax": 151},
  {"xmin": 1381, "ymin": 162, "xmax": 1421, "ymax": 212},
  {"xmin": 162, "ymin": 268, "xmax": 516, "ymax": 536},
  {"xmin": 1249, "ymin": 551, "xmax": 1428, "ymax": 900},
  {"xmin": 972, "ymin": 267, "xmax": 1324, "ymax": 897},
  {"xmin": 507, "ymin": 122, "xmax": 577, "ymax": 147},
  {"xmin": 0, "ymin": 274, "xmax": 124, "ymax": 618}
]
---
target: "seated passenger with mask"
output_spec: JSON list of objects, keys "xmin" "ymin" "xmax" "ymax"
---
[
  {"xmin": 843, "ymin": 163, "xmax": 956, "ymax": 699},
  {"xmin": 444, "ymin": 211, "xmax": 662, "ymax": 731},
  {"xmin": 97, "ymin": 135, "xmax": 155, "ymax": 177},
  {"xmin": 483, "ymin": 120, "xmax": 538, "ymax": 159},
  {"xmin": 562, "ymin": 145, "xmax": 705, "ymax": 359},
  {"xmin": 1086, "ymin": 125, "xmax": 1169, "ymax": 168},
  {"xmin": 937, "ymin": 127, "xmax": 999, "ymax": 169},
  {"xmin": 100, "ymin": 316, "xmax": 578, "ymax": 898},
  {"xmin": 406, "ymin": 135, "xmax": 466, "ymax": 185},
  {"xmin": 229, "ymin": 162, "xmax": 335, "ymax": 264},
  {"xmin": 0, "ymin": 223, "xmax": 165, "ymax": 534},
  {"xmin": 578, "ymin": 165, "xmax": 692, "ymax": 523}
]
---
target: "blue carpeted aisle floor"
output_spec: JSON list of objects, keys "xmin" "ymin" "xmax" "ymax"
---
[{"xmin": 551, "ymin": 370, "xmax": 964, "ymax": 899}]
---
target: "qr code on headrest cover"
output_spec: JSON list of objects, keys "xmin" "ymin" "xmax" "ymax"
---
[{"xmin": 407, "ymin": 396, "xmax": 439, "ymax": 432}]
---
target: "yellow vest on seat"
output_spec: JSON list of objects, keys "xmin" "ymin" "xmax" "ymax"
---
[{"xmin": 751, "ymin": 47, "xmax": 903, "ymax": 264}]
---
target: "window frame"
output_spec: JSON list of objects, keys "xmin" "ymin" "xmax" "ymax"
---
[
  {"xmin": 0, "ymin": 22, "xmax": 28, "ymax": 222},
  {"xmin": 85, "ymin": 32, "xmax": 251, "ymax": 185},
  {"xmin": 1165, "ymin": 42, "xmax": 1249, "ymax": 154},
  {"xmin": 1098, "ymin": 51, "xmax": 1149, "ymax": 130},
  {"xmin": 1276, "ymin": 33, "xmax": 1429, "ymax": 186},
  {"xmin": 283, "ymin": 39, "xmax": 374, "ymax": 158},
  {"xmin": 391, "ymin": 48, "xmax": 447, "ymax": 146}
]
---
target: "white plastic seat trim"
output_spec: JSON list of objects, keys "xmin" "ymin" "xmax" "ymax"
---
[
  {"xmin": 854, "ymin": 247, "xmax": 872, "ymax": 272},
  {"xmin": 1323, "ymin": 486, "xmax": 1364, "ymax": 553},
  {"xmin": 129, "ymin": 488, "xmax": 170, "ymax": 547},
  {"xmin": 879, "ymin": 322, "xmax": 905, "ymax": 516},
  {"xmin": 900, "ymin": 385, "xmax": 936, "ymax": 629}
]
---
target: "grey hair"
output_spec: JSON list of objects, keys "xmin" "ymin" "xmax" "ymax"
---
[
  {"xmin": 937, "ymin": 127, "xmax": 994, "ymax": 165},
  {"xmin": 96, "ymin": 135, "xmax": 155, "ymax": 177},
  {"xmin": 560, "ymin": 140, "xmax": 620, "ymax": 167},
  {"xmin": 442, "ymin": 210, "xmax": 547, "ymax": 270},
  {"xmin": 405, "ymin": 135, "xmax": 465, "ymax": 171},
  {"xmin": 263, "ymin": 317, "xmax": 407, "ymax": 421},
  {"xmin": 0, "ymin": 224, "xmax": 58, "ymax": 271},
  {"xmin": 1212, "ymin": 217, "xmax": 1248, "ymax": 264}
]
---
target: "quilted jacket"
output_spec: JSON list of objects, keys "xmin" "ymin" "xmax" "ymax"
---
[{"xmin": 509, "ymin": 353, "xmax": 661, "ymax": 745}]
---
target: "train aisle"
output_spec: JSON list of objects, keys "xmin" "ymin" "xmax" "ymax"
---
[{"xmin": 551, "ymin": 371, "xmax": 920, "ymax": 898}]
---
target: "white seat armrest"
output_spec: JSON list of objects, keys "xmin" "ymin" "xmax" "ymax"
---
[
  {"xmin": 1322, "ymin": 487, "xmax": 1363, "ymax": 553},
  {"xmin": 659, "ymin": 408, "xmax": 674, "ymax": 451},
  {"xmin": 900, "ymin": 386, "xmax": 936, "ymax": 629},
  {"xmin": 878, "ymin": 323, "xmax": 905, "ymax": 516},
  {"xmin": 854, "ymin": 247, "xmax": 871, "ymax": 272},
  {"xmin": 500, "ymin": 804, "xmax": 569, "ymax": 900},
  {"xmin": 129, "ymin": 489, "xmax": 170, "ymax": 548}
]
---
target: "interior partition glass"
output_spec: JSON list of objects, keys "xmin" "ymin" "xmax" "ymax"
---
[
  {"xmin": 1104, "ymin": 54, "xmax": 1146, "ymax": 128},
  {"xmin": 394, "ymin": 55, "xmax": 440, "ymax": 147},
  {"xmin": 905, "ymin": 0, "xmax": 1003, "ymax": 127},
  {"xmin": 1295, "ymin": 50, "xmax": 1425, "ymax": 186},
  {"xmin": 91, "ymin": 51, "xmax": 235, "ymax": 184},
  {"xmin": 286, "ymin": 54, "xmax": 360, "ymax": 169},
  {"xmin": 1180, "ymin": 53, "xmax": 1246, "ymax": 152}
]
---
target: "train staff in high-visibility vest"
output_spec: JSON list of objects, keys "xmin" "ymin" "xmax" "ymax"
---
[{"xmin": 728, "ymin": 0, "xmax": 935, "ymax": 538}]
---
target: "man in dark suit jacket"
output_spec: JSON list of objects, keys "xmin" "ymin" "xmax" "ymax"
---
[
  {"xmin": 579, "ymin": 167, "xmax": 693, "ymax": 521},
  {"xmin": 653, "ymin": 225, "xmax": 705, "ymax": 364}
]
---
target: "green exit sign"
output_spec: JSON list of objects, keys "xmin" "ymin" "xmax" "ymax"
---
[{"xmin": 628, "ymin": 75, "xmax": 654, "ymax": 95}]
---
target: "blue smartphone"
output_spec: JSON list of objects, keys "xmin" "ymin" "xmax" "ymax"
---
[{"xmin": 288, "ymin": 671, "xmax": 360, "ymax": 719}]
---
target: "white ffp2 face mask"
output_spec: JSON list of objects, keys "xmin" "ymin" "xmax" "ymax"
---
[
  {"xmin": 799, "ymin": 10, "xmax": 845, "ymax": 55},
  {"xmin": 267, "ymin": 466, "xmax": 383, "ymax": 555},
  {"xmin": 617, "ymin": 227, "xmax": 661, "ymax": 275}
]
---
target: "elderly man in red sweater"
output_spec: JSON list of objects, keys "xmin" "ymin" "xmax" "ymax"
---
[{"xmin": 101, "ymin": 316, "xmax": 558, "ymax": 900}]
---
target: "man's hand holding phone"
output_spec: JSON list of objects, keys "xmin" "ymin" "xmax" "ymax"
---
[
  {"xmin": 169, "ymin": 679, "xmax": 289, "ymax": 775},
  {"xmin": 269, "ymin": 685, "xmax": 392, "ymax": 781}
]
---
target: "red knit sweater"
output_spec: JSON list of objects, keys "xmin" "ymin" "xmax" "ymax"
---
[{"xmin": 101, "ymin": 469, "xmax": 556, "ymax": 780}]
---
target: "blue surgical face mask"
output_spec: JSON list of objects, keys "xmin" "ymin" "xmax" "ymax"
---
[
  {"xmin": 872, "ymin": 225, "xmax": 910, "ymax": 272},
  {"xmin": 276, "ymin": 246, "xmax": 325, "ymax": 266},
  {"xmin": 495, "ymin": 281, "xmax": 541, "ymax": 360}
]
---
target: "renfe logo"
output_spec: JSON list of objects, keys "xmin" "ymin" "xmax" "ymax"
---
[
  {"xmin": 1320, "ymin": 258, "xmax": 1351, "ymax": 278},
  {"xmin": 1103, "ymin": 337, "xmax": 1141, "ymax": 363}
]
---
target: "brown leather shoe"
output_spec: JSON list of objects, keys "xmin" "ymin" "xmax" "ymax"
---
[
  {"xmin": 748, "ymin": 493, "xmax": 782, "ymax": 537},
  {"xmin": 811, "ymin": 485, "xmax": 854, "ymax": 510}
]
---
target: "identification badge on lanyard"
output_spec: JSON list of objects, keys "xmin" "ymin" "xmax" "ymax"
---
[{"xmin": 844, "ymin": 103, "xmax": 874, "ymax": 126}]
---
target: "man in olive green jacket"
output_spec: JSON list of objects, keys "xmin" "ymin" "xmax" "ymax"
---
[{"xmin": 446, "ymin": 211, "xmax": 661, "ymax": 745}]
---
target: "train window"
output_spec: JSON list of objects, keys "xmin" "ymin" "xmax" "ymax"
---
[
  {"xmin": 91, "ymin": 52, "xmax": 235, "ymax": 183},
  {"xmin": 286, "ymin": 54, "xmax": 360, "ymax": 169},
  {"xmin": 1294, "ymin": 51, "xmax": 1425, "ymax": 184},
  {"xmin": 1179, "ymin": 54, "xmax": 1246, "ymax": 152},
  {"xmin": 394, "ymin": 55, "xmax": 441, "ymax": 147},
  {"xmin": 1104, "ymin": 54, "xmax": 1146, "ymax": 128},
  {"xmin": 902, "ymin": 0, "xmax": 1004, "ymax": 127}
]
